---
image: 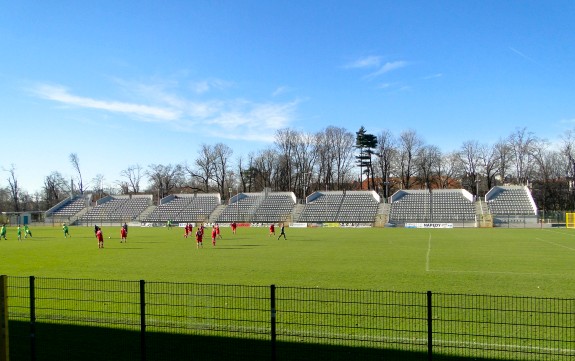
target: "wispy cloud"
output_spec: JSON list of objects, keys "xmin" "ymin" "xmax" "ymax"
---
[
  {"xmin": 423, "ymin": 73, "xmax": 443, "ymax": 80},
  {"xmin": 366, "ymin": 60, "xmax": 408, "ymax": 78},
  {"xmin": 345, "ymin": 56, "xmax": 408, "ymax": 79},
  {"xmin": 509, "ymin": 47, "xmax": 539, "ymax": 65},
  {"xmin": 30, "ymin": 81, "xmax": 298, "ymax": 142},
  {"xmin": 32, "ymin": 84, "xmax": 180, "ymax": 120},
  {"xmin": 272, "ymin": 86, "xmax": 292, "ymax": 97},
  {"xmin": 345, "ymin": 55, "xmax": 382, "ymax": 69},
  {"xmin": 189, "ymin": 78, "xmax": 233, "ymax": 94}
]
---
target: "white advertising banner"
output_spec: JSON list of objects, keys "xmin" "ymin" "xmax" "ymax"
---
[{"xmin": 405, "ymin": 223, "xmax": 454, "ymax": 229}]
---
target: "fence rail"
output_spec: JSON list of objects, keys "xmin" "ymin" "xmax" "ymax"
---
[{"xmin": 2, "ymin": 275, "xmax": 574, "ymax": 361}]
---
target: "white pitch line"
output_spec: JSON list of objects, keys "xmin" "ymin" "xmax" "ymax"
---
[
  {"xmin": 425, "ymin": 232, "xmax": 432, "ymax": 272},
  {"xmin": 536, "ymin": 237, "xmax": 575, "ymax": 251},
  {"xmin": 428, "ymin": 269, "xmax": 564, "ymax": 276}
]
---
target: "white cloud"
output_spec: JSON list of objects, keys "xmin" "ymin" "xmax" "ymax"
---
[
  {"xmin": 423, "ymin": 73, "xmax": 443, "ymax": 80},
  {"xmin": 272, "ymin": 86, "xmax": 291, "ymax": 97},
  {"xmin": 32, "ymin": 84, "xmax": 180, "ymax": 120},
  {"xmin": 190, "ymin": 78, "xmax": 233, "ymax": 94},
  {"xmin": 345, "ymin": 56, "xmax": 382, "ymax": 69},
  {"xmin": 30, "ymin": 81, "xmax": 298, "ymax": 142},
  {"xmin": 367, "ymin": 61, "xmax": 408, "ymax": 78}
]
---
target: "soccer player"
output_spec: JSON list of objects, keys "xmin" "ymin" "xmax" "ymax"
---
[
  {"xmin": 120, "ymin": 226, "xmax": 127, "ymax": 243},
  {"xmin": 62, "ymin": 223, "xmax": 70, "ymax": 238},
  {"xmin": 269, "ymin": 223, "xmax": 275, "ymax": 237},
  {"xmin": 17, "ymin": 225, "xmax": 22, "ymax": 241},
  {"xmin": 231, "ymin": 221, "xmax": 237, "ymax": 234},
  {"xmin": 123, "ymin": 222, "xmax": 128, "ymax": 236},
  {"xmin": 215, "ymin": 223, "xmax": 222, "ymax": 239},
  {"xmin": 96, "ymin": 228, "xmax": 104, "ymax": 248},
  {"xmin": 0, "ymin": 224, "xmax": 7, "ymax": 240},
  {"xmin": 211, "ymin": 226, "xmax": 217, "ymax": 247},
  {"xmin": 195, "ymin": 228, "xmax": 203, "ymax": 248},
  {"xmin": 24, "ymin": 225, "xmax": 32, "ymax": 238},
  {"xmin": 277, "ymin": 223, "xmax": 286, "ymax": 240},
  {"xmin": 184, "ymin": 223, "xmax": 191, "ymax": 238}
]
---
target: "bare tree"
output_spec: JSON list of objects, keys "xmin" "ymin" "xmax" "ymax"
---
[
  {"xmin": 494, "ymin": 139, "xmax": 513, "ymax": 185},
  {"xmin": 92, "ymin": 174, "xmax": 106, "ymax": 199},
  {"xmin": 293, "ymin": 131, "xmax": 317, "ymax": 196},
  {"xmin": 398, "ymin": 129, "xmax": 423, "ymax": 189},
  {"xmin": 323, "ymin": 126, "xmax": 355, "ymax": 190},
  {"xmin": 375, "ymin": 129, "xmax": 397, "ymax": 200},
  {"xmin": 43, "ymin": 171, "xmax": 70, "ymax": 209},
  {"xmin": 69, "ymin": 153, "xmax": 84, "ymax": 194},
  {"xmin": 187, "ymin": 144, "xmax": 216, "ymax": 193},
  {"xmin": 459, "ymin": 140, "xmax": 482, "ymax": 196},
  {"xmin": 508, "ymin": 127, "xmax": 537, "ymax": 185},
  {"xmin": 437, "ymin": 151, "xmax": 464, "ymax": 189},
  {"xmin": 252, "ymin": 148, "xmax": 278, "ymax": 191},
  {"xmin": 119, "ymin": 164, "xmax": 144, "ymax": 194},
  {"xmin": 415, "ymin": 145, "xmax": 442, "ymax": 191},
  {"xmin": 6, "ymin": 165, "xmax": 20, "ymax": 211},
  {"xmin": 274, "ymin": 128, "xmax": 298, "ymax": 191},
  {"xmin": 147, "ymin": 163, "xmax": 184, "ymax": 202},
  {"xmin": 478, "ymin": 143, "xmax": 500, "ymax": 191},
  {"xmin": 212, "ymin": 143, "xmax": 234, "ymax": 197}
]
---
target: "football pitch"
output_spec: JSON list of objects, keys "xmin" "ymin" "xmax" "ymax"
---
[{"xmin": 2, "ymin": 224, "xmax": 575, "ymax": 297}]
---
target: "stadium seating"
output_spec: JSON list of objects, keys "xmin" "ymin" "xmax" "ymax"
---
[
  {"xmin": 144, "ymin": 194, "xmax": 220, "ymax": 223},
  {"xmin": 46, "ymin": 195, "xmax": 89, "ymax": 217},
  {"xmin": 250, "ymin": 193, "xmax": 296, "ymax": 223},
  {"xmin": 216, "ymin": 193, "xmax": 263, "ymax": 223},
  {"xmin": 297, "ymin": 190, "xmax": 379, "ymax": 224},
  {"xmin": 388, "ymin": 189, "xmax": 476, "ymax": 224},
  {"xmin": 485, "ymin": 186, "xmax": 537, "ymax": 215},
  {"xmin": 80, "ymin": 195, "xmax": 152, "ymax": 223}
]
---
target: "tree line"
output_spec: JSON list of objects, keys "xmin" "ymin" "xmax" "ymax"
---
[{"xmin": 3, "ymin": 126, "xmax": 575, "ymax": 213}]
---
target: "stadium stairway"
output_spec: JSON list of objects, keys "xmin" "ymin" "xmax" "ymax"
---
[
  {"xmin": 208, "ymin": 205, "xmax": 227, "ymax": 223},
  {"xmin": 291, "ymin": 204, "xmax": 305, "ymax": 223},
  {"xmin": 138, "ymin": 205, "xmax": 157, "ymax": 222}
]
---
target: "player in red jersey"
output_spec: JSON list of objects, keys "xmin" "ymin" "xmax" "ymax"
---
[
  {"xmin": 215, "ymin": 223, "xmax": 222, "ymax": 239},
  {"xmin": 120, "ymin": 226, "xmax": 127, "ymax": 243},
  {"xmin": 269, "ymin": 223, "xmax": 275, "ymax": 237},
  {"xmin": 230, "ymin": 221, "xmax": 237, "ymax": 234},
  {"xmin": 96, "ymin": 228, "xmax": 104, "ymax": 248},
  {"xmin": 184, "ymin": 223, "xmax": 191, "ymax": 238},
  {"xmin": 211, "ymin": 227, "xmax": 217, "ymax": 246},
  {"xmin": 195, "ymin": 228, "xmax": 203, "ymax": 248}
]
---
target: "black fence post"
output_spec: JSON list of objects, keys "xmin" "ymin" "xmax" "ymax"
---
[
  {"xmin": 30, "ymin": 276, "xmax": 36, "ymax": 361},
  {"xmin": 0, "ymin": 275, "xmax": 8, "ymax": 361},
  {"xmin": 427, "ymin": 290, "xmax": 432, "ymax": 361},
  {"xmin": 140, "ymin": 280, "xmax": 146, "ymax": 361},
  {"xmin": 270, "ymin": 284, "xmax": 276, "ymax": 361}
]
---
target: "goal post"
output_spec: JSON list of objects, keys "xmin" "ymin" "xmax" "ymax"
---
[{"xmin": 566, "ymin": 213, "xmax": 575, "ymax": 228}]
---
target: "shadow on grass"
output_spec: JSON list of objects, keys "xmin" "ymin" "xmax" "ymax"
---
[{"xmin": 7, "ymin": 320, "xmax": 516, "ymax": 361}]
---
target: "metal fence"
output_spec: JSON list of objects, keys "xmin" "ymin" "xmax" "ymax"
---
[{"xmin": 2, "ymin": 276, "xmax": 574, "ymax": 361}]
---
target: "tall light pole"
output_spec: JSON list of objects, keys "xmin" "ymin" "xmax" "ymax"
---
[
  {"xmin": 236, "ymin": 186, "xmax": 239, "ymax": 222},
  {"xmin": 475, "ymin": 179, "xmax": 481, "ymax": 202}
]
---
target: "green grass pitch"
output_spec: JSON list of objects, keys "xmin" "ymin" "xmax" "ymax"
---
[{"xmin": 2, "ymin": 225, "xmax": 575, "ymax": 297}]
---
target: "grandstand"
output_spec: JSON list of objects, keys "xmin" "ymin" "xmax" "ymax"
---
[
  {"xmin": 297, "ymin": 190, "xmax": 380, "ymax": 224},
  {"xmin": 144, "ymin": 194, "xmax": 220, "ymax": 223},
  {"xmin": 45, "ymin": 194, "xmax": 90, "ymax": 220},
  {"xmin": 40, "ymin": 186, "xmax": 540, "ymax": 228},
  {"xmin": 79, "ymin": 195, "xmax": 152, "ymax": 224},
  {"xmin": 251, "ymin": 192, "xmax": 296, "ymax": 223},
  {"xmin": 216, "ymin": 192, "xmax": 263, "ymax": 223},
  {"xmin": 388, "ymin": 189, "xmax": 476, "ymax": 225},
  {"xmin": 485, "ymin": 186, "xmax": 537, "ymax": 215}
]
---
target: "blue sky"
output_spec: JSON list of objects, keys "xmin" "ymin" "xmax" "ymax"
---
[{"xmin": 1, "ymin": 1, "xmax": 575, "ymax": 194}]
